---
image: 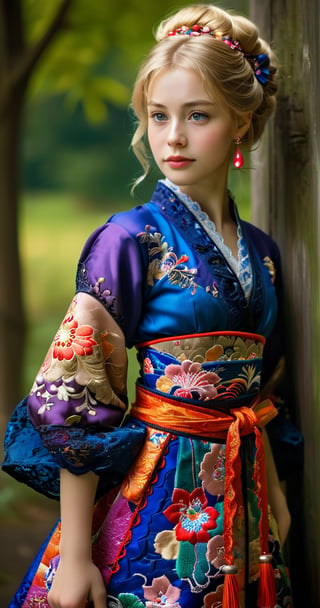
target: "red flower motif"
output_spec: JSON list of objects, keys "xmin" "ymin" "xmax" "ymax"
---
[
  {"xmin": 144, "ymin": 357, "xmax": 154, "ymax": 374},
  {"xmin": 53, "ymin": 313, "xmax": 97, "ymax": 361},
  {"xmin": 164, "ymin": 488, "xmax": 219, "ymax": 545}
]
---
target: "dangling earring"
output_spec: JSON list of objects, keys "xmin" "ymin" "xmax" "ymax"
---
[{"xmin": 233, "ymin": 137, "xmax": 244, "ymax": 168}]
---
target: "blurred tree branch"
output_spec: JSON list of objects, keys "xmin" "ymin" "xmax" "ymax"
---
[
  {"xmin": 0, "ymin": 0, "xmax": 74, "ymax": 439},
  {"xmin": 11, "ymin": 0, "xmax": 73, "ymax": 87}
]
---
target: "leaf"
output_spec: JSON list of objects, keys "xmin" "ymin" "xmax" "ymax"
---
[
  {"xmin": 82, "ymin": 91, "xmax": 108, "ymax": 123},
  {"xmin": 93, "ymin": 76, "xmax": 130, "ymax": 105},
  {"xmin": 118, "ymin": 594, "xmax": 145, "ymax": 608}
]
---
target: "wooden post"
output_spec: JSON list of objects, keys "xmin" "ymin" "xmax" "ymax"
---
[{"xmin": 251, "ymin": 0, "xmax": 320, "ymax": 603}]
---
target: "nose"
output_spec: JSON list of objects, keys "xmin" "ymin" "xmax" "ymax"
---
[{"xmin": 167, "ymin": 119, "xmax": 187, "ymax": 147}]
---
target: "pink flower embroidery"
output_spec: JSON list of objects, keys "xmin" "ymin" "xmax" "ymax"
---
[
  {"xmin": 199, "ymin": 445, "xmax": 225, "ymax": 495},
  {"xmin": 53, "ymin": 313, "xmax": 97, "ymax": 361},
  {"xmin": 206, "ymin": 535, "xmax": 225, "ymax": 569},
  {"xmin": 164, "ymin": 487, "xmax": 219, "ymax": 544},
  {"xmin": 143, "ymin": 575, "xmax": 181, "ymax": 607},
  {"xmin": 203, "ymin": 583, "xmax": 224, "ymax": 608},
  {"xmin": 156, "ymin": 360, "xmax": 220, "ymax": 400}
]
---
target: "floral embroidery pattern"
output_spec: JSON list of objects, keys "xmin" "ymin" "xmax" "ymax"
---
[
  {"xmin": 239, "ymin": 364, "xmax": 261, "ymax": 390},
  {"xmin": 143, "ymin": 575, "xmax": 181, "ymax": 607},
  {"xmin": 154, "ymin": 530, "xmax": 179, "ymax": 560},
  {"xmin": 77, "ymin": 263, "xmax": 121, "ymax": 323},
  {"xmin": 138, "ymin": 225, "xmax": 218, "ymax": 297},
  {"xmin": 140, "ymin": 333, "xmax": 264, "ymax": 367},
  {"xmin": 144, "ymin": 357, "xmax": 154, "ymax": 374},
  {"xmin": 199, "ymin": 445, "xmax": 225, "ymax": 496},
  {"xmin": 34, "ymin": 375, "xmax": 98, "ymax": 421},
  {"xmin": 205, "ymin": 335, "xmax": 261, "ymax": 361},
  {"xmin": 138, "ymin": 225, "xmax": 198, "ymax": 292},
  {"xmin": 29, "ymin": 297, "xmax": 127, "ymax": 425},
  {"xmin": 53, "ymin": 313, "xmax": 97, "ymax": 361},
  {"xmin": 203, "ymin": 583, "xmax": 224, "ymax": 608},
  {"xmin": 164, "ymin": 488, "xmax": 219, "ymax": 544},
  {"xmin": 206, "ymin": 535, "xmax": 225, "ymax": 569},
  {"xmin": 156, "ymin": 360, "xmax": 220, "ymax": 400},
  {"xmin": 140, "ymin": 333, "xmax": 264, "ymax": 403}
]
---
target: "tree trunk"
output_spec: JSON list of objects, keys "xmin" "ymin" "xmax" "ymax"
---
[
  {"xmin": 0, "ymin": 0, "xmax": 73, "ymax": 449},
  {"xmin": 0, "ymin": 87, "xmax": 26, "ymax": 446},
  {"xmin": 251, "ymin": 0, "xmax": 320, "ymax": 604}
]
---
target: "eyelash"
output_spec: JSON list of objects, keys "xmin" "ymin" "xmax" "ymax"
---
[
  {"xmin": 150, "ymin": 111, "xmax": 209, "ymax": 123},
  {"xmin": 190, "ymin": 111, "xmax": 208, "ymax": 122},
  {"xmin": 151, "ymin": 112, "xmax": 168, "ymax": 123}
]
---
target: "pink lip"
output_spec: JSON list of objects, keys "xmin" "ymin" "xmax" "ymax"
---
[{"xmin": 165, "ymin": 156, "xmax": 194, "ymax": 168}]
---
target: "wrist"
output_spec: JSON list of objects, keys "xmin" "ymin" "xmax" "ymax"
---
[
  {"xmin": 59, "ymin": 542, "xmax": 93, "ymax": 561},
  {"xmin": 59, "ymin": 528, "xmax": 93, "ymax": 560}
]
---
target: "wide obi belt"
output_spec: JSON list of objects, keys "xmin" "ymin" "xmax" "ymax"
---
[{"xmin": 132, "ymin": 331, "xmax": 278, "ymax": 608}]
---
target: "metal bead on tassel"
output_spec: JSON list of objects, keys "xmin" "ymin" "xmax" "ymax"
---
[
  {"xmin": 221, "ymin": 564, "xmax": 238, "ymax": 574},
  {"xmin": 257, "ymin": 553, "xmax": 277, "ymax": 608},
  {"xmin": 259, "ymin": 553, "xmax": 273, "ymax": 564},
  {"xmin": 222, "ymin": 564, "xmax": 241, "ymax": 608}
]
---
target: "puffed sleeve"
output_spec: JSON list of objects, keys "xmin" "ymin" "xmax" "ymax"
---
[
  {"xmin": 2, "ymin": 220, "xmax": 148, "ymax": 498},
  {"xmin": 76, "ymin": 219, "xmax": 146, "ymax": 346}
]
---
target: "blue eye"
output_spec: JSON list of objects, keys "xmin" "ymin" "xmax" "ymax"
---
[
  {"xmin": 191, "ymin": 112, "xmax": 208, "ymax": 121},
  {"xmin": 152, "ymin": 112, "xmax": 168, "ymax": 123}
]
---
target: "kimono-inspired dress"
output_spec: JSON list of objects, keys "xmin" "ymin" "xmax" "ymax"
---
[{"xmin": 3, "ymin": 179, "xmax": 292, "ymax": 608}]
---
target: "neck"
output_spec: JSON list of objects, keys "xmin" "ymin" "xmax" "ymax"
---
[
  {"xmin": 165, "ymin": 174, "xmax": 240, "ymax": 259},
  {"xmin": 178, "ymin": 178, "xmax": 231, "ymax": 233}
]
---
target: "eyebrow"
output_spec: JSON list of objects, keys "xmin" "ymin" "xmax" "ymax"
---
[{"xmin": 147, "ymin": 100, "xmax": 214, "ymax": 107}]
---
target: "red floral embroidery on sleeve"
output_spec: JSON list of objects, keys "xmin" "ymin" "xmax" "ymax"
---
[{"xmin": 53, "ymin": 313, "xmax": 97, "ymax": 361}]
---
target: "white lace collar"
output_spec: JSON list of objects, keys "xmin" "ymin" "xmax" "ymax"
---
[{"xmin": 161, "ymin": 178, "xmax": 253, "ymax": 301}]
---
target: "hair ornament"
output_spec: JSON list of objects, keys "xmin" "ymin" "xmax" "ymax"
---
[
  {"xmin": 246, "ymin": 53, "xmax": 270, "ymax": 85},
  {"xmin": 167, "ymin": 25, "xmax": 270, "ymax": 85}
]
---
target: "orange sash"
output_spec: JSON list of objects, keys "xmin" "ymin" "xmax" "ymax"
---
[
  {"xmin": 131, "ymin": 384, "xmax": 277, "ymax": 440},
  {"xmin": 131, "ymin": 384, "xmax": 278, "ymax": 608}
]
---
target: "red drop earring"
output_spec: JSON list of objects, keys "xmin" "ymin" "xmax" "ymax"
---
[{"xmin": 233, "ymin": 137, "xmax": 244, "ymax": 168}]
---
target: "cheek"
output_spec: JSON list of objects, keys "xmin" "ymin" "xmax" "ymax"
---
[
  {"xmin": 147, "ymin": 126, "xmax": 158, "ymax": 153},
  {"xmin": 201, "ymin": 126, "xmax": 233, "ymax": 153}
]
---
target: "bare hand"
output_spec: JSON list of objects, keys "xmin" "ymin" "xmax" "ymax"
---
[{"xmin": 47, "ymin": 557, "xmax": 106, "ymax": 608}]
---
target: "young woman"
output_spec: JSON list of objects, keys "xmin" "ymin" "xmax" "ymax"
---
[{"xmin": 3, "ymin": 4, "xmax": 292, "ymax": 607}]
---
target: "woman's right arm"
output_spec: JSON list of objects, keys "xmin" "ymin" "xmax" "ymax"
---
[
  {"xmin": 48, "ymin": 469, "xmax": 106, "ymax": 608},
  {"xmin": 31, "ymin": 294, "xmax": 129, "ymax": 607}
]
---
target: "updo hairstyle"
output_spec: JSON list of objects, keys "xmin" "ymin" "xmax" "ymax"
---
[{"xmin": 131, "ymin": 4, "xmax": 277, "ymax": 182}]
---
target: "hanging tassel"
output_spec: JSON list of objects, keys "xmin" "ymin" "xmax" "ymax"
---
[
  {"xmin": 253, "ymin": 427, "xmax": 278, "ymax": 608},
  {"xmin": 257, "ymin": 554, "xmax": 277, "ymax": 608},
  {"xmin": 222, "ymin": 564, "xmax": 241, "ymax": 608}
]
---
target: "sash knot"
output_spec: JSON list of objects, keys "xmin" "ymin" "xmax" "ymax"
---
[{"xmin": 231, "ymin": 406, "xmax": 259, "ymax": 436}]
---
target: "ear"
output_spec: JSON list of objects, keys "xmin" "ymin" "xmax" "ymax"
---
[{"xmin": 234, "ymin": 111, "xmax": 253, "ymax": 140}]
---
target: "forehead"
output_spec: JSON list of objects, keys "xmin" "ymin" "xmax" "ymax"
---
[{"xmin": 147, "ymin": 67, "xmax": 214, "ymax": 102}]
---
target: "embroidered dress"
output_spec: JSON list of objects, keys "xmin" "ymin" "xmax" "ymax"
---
[{"xmin": 3, "ymin": 181, "xmax": 292, "ymax": 607}]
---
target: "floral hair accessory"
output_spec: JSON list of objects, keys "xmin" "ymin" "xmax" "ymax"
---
[
  {"xmin": 167, "ymin": 25, "xmax": 270, "ymax": 85},
  {"xmin": 246, "ymin": 52, "xmax": 270, "ymax": 85}
]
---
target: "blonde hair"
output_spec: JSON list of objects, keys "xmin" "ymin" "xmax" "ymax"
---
[{"xmin": 131, "ymin": 4, "xmax": 277, "ymax": 184}]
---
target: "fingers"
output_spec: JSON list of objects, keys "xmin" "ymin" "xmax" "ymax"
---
[{"xmin": 90, "ymin": 585, "xmax": 107, "ymax": 608}]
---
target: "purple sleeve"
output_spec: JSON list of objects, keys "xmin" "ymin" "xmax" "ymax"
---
[
  {"xmin": 18, "ymin": 221, "xmax": 148, "ymax": 484},
  {"xmin": 76, "ymin": 221, "xmax": 146, "ymax": 347}
]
